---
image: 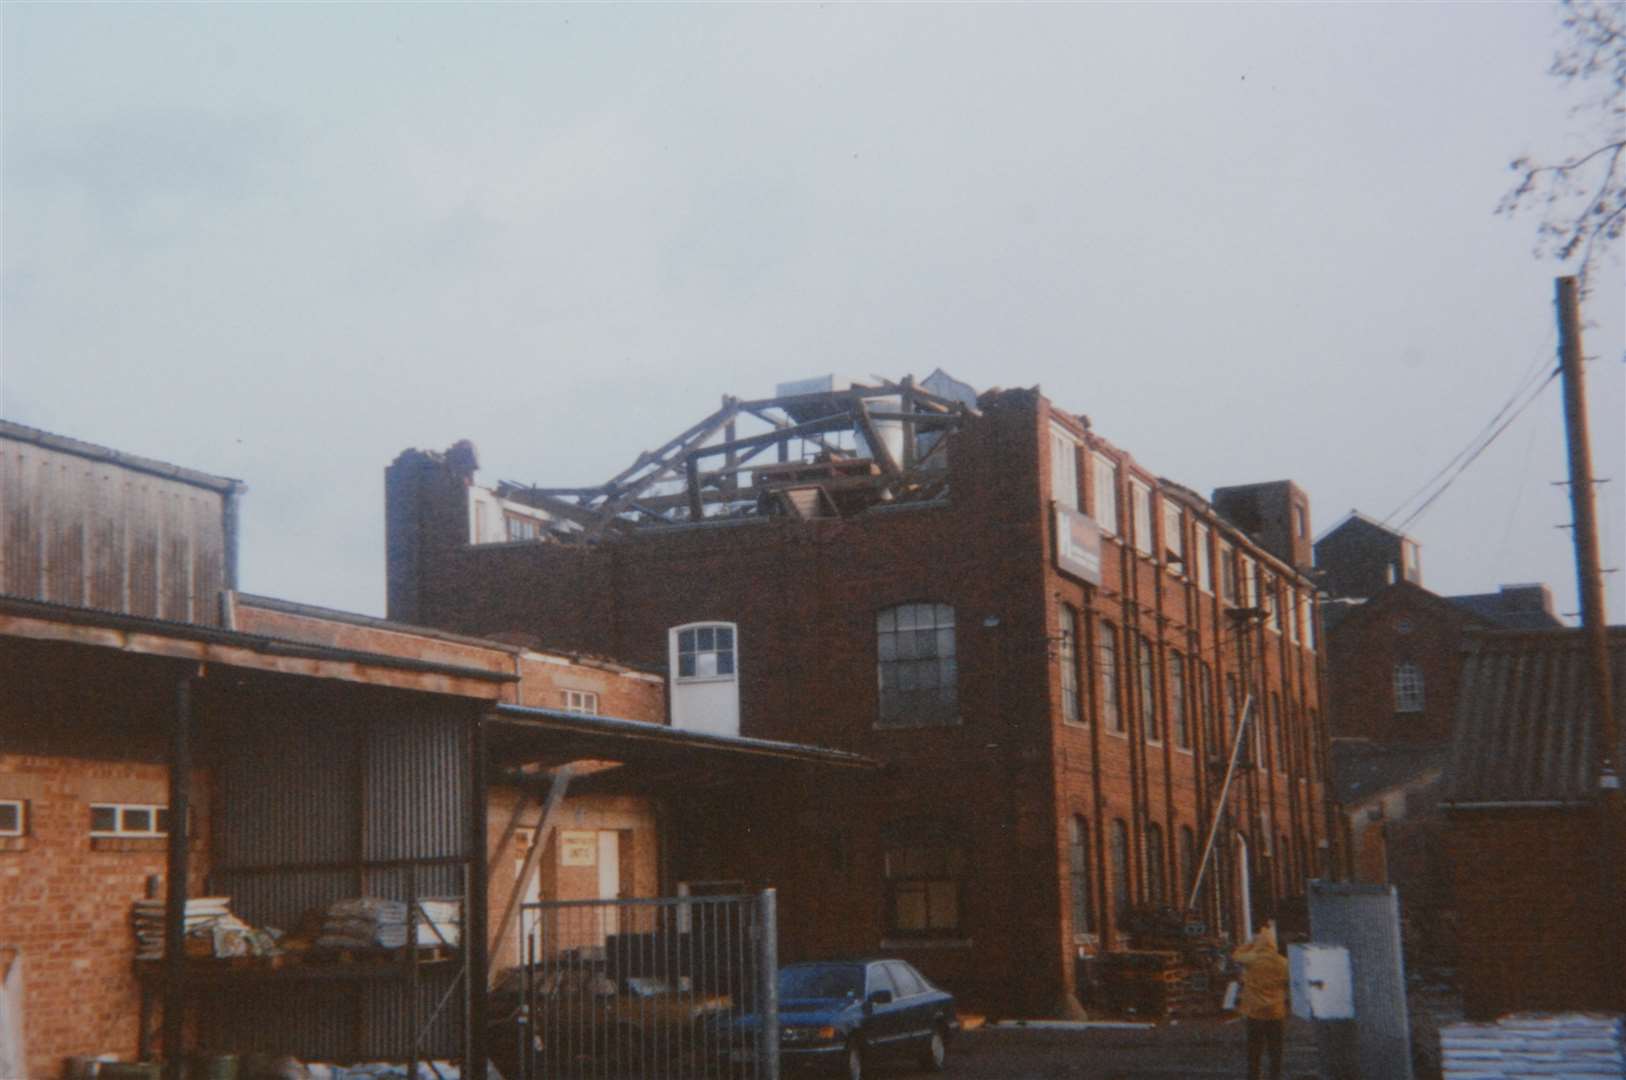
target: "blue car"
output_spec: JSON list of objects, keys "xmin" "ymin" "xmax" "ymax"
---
[{"xmin": 767, "ymin": 958, "xmax": 959, "ymax": 1079}]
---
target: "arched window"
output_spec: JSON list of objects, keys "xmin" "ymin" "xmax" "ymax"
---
[
  {"xmin": 1145, "ymin": 822, "xmax": 1166, "ymax": 905},
  {"xmin": 1138, "ymin": 635, "xmax": 1160, "ymax": 743},
  {"xmin": 1110, "ymin": 819, "xmax": 1131, "ymax": 919},
  {"xmin": 1394, "ymin": 663, "xmax": 1425, "ymax": 713},
  {"xmin": 1060, "ymin": 606, "xmax": 1082, "ymax": 725},
  {"xmin": 1100, "ymin": 622, "xmax": 1122, "ymax": 732},
  {"xmin": 876, "ymin": 603, "xmax": 958, "ymax": 727},
  {"xmin": 1069, "ymin": 815, "xmax": 1094, "ymax": 935}
]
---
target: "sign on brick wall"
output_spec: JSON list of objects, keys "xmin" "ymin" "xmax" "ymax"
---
[
  {"xmin": 1055, "ymin": 504, "xmax": 1102, "ymax": 585},
  {"xmin": 560, "ymin": 830, "xmax": 597, "ymax": 866}
]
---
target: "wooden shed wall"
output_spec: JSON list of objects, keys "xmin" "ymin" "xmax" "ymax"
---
[{"xmin": 1, "ymin": 437, "xmax": 229, "ymax": 625}]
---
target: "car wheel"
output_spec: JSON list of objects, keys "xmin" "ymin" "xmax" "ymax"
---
[
  {"xmin": 845, "ymin": 1037, "xmax": 866, "ymax": 1080},
  {"xmin": 917, "ymin": 1024, "xmax": 947, "ymax": 1073}
]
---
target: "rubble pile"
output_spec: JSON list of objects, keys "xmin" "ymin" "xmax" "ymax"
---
[{"xmin": 1440, "ymin": 1012, "xmax": 1625, "ymax": 1079}]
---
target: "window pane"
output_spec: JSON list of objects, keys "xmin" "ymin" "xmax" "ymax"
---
[
  {"xmin": 91, "ymin": 806, "xmax": 116, "ymax": 832},
  {"xmin": 898, "ymin": 605, "xmax": 918, "ymax": 631},
  {"xmin": 936, "ymin": 628, "xmax": 956, "ymax": 659},
  {"xmin": 878, "ymin": 634, "xmax": 897, "ymax": 662},
  {"xmin": 896, "ymin": 632, "xmax": 917, "ymax": 661},
  {"xmin": 935, "ymin": 604, "xmax": 954, "ymax": 628},
  {"xmin": 913, "ymin": 628, "xmax": 934, "ymax": 657},
  {"xmin": 697, "ymin": 652, "xmax": 718, "ymax": 677},
  {"xmin": 0, "ymin": 804, "xmax": 17, "ymax": 833},
  {"xmin": 679, "ymin": 654, "xmax": 696, "ymax": 677},
  {"xmin": 716, "ymin": 626, "xmax": 733, "ymax": 650},
  {"xmin": 897, "ymin": 663, "xmax": 919, "ymax": 691},
  {"xmin": 939, "ymin": 659, "xmax": 958, "ymax": 692},
  {"xmin": 916, "ymin": 660, "xmax": 939, "ymax": 688},
  {"xmin": 716, "ymin": 651, "xmax": 735, "ymax": 676},
  {"xmin": 895, "ymin": 884, "xmax": 927, "ymax": 931},
  {"xmin": 877, "ymin": 609, "xmax": 896, "ymax": 633},
  {"xmin": 679, "ymin": 628, "xmax": 695, "ymax": 652},
  {"xmin": 696, "ymin": 626, "xmax": 714, "ymax": 650},
  {"xmin": 122, "ymin": 808, "xmax": 152, "ymax": 833}
]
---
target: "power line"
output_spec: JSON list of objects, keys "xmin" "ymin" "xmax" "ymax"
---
[
  {"xmin": 1383, "ymin": 332, "xmax": 1557, "ymax": 528},
  {"xmin": 1393, "ymin": 367, "xmax": 1560, "ymax": 535}
]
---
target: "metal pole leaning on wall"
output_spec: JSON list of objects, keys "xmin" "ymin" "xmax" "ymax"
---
[
  {"xmin": 757, "ymin": 889, "xmax": 780, "ymax": 1080},
  {"xmin": 1188, "ymin": 695, "xmax": 1256, "ymax": 912}
]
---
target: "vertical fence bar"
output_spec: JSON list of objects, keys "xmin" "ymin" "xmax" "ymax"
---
[{"xmin": 756, "ymin": 890, "xmax": 779, "ymax": 1080}]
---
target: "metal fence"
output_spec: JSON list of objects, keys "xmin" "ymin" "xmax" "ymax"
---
[{"xmin": 498, "ymin": 892, "xmax": 779, "ymax": 1080}]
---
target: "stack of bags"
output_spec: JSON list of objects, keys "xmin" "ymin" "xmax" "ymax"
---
[
  {"xmin": 315, "ymin": 897, "xmax": 462, "ymax": 951},
  {"xmin": 132, "ymin": 896, "xmax": 262, "ymax": 960},
  {"xmin": 1441, "ymin": 1012, "xmax": 1625, "ymax": 1079}
]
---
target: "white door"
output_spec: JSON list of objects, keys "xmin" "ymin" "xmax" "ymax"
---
[
  {"xmin": 598, "ymin": 831, "xmax": 621, "ymax": 937},
  {"xmin": 1235, "ymin": 834, "xmax": 1254, "ymax": 940},
  {"xmin": 515, "ymin": 828, "xmax": 542, "ymax": 964}
]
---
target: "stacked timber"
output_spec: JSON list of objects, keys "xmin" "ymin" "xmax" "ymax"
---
[{"xmin": 1440, "ymin": 1013, "xmax": 1625, "ymax": 1079}]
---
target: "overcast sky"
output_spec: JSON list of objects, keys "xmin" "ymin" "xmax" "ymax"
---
[{"xmin": 3, "ymin": 3, "xmax": 1622, "ymax": 623}]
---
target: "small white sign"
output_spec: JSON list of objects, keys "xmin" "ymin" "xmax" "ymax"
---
[
  {"xmin": 560, "ymin": 830, "xmax": 598, "ymax": 867},
  {"xmin": 1289, "ymin": 943, "xmax": 1354, "ymax": 1020}
]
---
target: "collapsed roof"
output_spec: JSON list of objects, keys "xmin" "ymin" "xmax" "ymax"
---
[{"xmin": 501, "ymin": 371, "xmax": 979, "ymax": 543}]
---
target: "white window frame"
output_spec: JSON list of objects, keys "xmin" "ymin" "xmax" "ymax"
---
[
  {"xmin": 1130, "ymin": 480, "xmax": 1154, "ymax": 557},
  {"xmin": 1302, "ymin": 595, "xmax": 1316, "ymax": 651},
  {"xmin": 1194, "ymin": 523, "xmax": 1212, "ymax": 593},
  {"xmin": 1091, "ymin": 454, "xmax": 1119, "ymax": 536},
  {"xmin": 0, "ymin": 799, "xmax": 26, "ymax": 838},
  {"xmin": 1049, "ymin": 424, "xmax": 1081, "ymax": 512},
  {"xmin": 1240, "ymin": 555, "xmax": 1258, "ymax": 608},
  {"xmin": 1394, "ymin": 663, "xmax": 1425, "ymax": 713},
  {"xmin": 89, "ymin": 802, "xmax": 170, "ymax": 839},
  {"xmin": 671, "ymin": 622, "xmax": 738, "ymax": 683},
  {"xmin": 1161, "ymin": 500, "xmax": 1185, "ymax": 571},
  {"xmin": 1288, "ymin": 589, "xmax": 1300, "ymax": 643},
  {"xmin": 1219, "ymin": 541, "xmax": 1236, "ymax": 603},
  {"xmin": 1263, "ymin": 572, "xmax": 1279, "ymax": 632},
  {"xmin": 562, "ymin": 689, "xmax": 599, "ymax": 715}
]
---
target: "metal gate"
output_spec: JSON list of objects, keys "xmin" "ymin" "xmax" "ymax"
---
[
  {"xmin": 1307, "ymin": 880, "xmax": 1414, "ymax": 1080},
  {"xmin": 497, "ymin": 891, "xmax": 780, "ymax": 1080}
]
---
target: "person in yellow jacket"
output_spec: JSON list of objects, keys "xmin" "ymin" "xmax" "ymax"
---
[{"xmin": 1233, "ymin": 922, "xmax": 1289, "ymax": 1080}]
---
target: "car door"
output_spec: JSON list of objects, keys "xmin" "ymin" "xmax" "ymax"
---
[
  {"xmin": 863, "ymin": 962, "xmax": 911, "ymax": 1059},
  {"xmin": 883, "ymin": 961, "xmax": 934, "ymax": 1050}
]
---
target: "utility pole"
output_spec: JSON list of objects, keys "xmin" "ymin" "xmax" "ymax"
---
[
  {"xmin": 1555, "ymin": 275, "xmax": 1622, "ymax": 1014},
  {"xmin": 1555, "ymin": 276, "xmax": 1617, "ymax": 788}
]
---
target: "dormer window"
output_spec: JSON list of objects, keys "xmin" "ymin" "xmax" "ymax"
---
[{"xmin": 674, "ymin": 623, "xmax": 736, "ymax": 681}]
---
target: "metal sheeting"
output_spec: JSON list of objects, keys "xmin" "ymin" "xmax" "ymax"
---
[
  {"xmin": 208, "ymin": 700, "xmax": 474, "ymax": 1062},
  {"xmin": 0, "ymin": 432, "xmax": 230, "ymax": 625},
  {"xmin": 1448, "ymin": 628, "xmax": 1626, "ymax": 804},
  {"xmin": 366, "ymin": 711, "xmax": 469, "ymax": 862},
  {"xmin": 1308, "ymin": 881, "xmax": 1413, "ymax": 1080}
]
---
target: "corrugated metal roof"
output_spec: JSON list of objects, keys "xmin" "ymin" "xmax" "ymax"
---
[{"xmin": 1447, "ymin": 626, "xmax": 1626, "ymax": 805}]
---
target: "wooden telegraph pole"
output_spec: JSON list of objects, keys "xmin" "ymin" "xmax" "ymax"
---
[
  {"xmin": 1555, "ymin": 276, "xmax": 1617, "ymax": 786},
  {"xmin": 1555, "ymin": 275, "xmax": 1622, "ymax": 1014}
]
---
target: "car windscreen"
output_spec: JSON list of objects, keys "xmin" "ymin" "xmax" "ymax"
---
[{"xmin": 778, "ymin": 964, "xmax": 864, "ymax": 1000}]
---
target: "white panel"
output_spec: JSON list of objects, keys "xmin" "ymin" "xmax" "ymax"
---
[{"xmin": 1290, "ymin": 943, "xmax": 1355, "ymax": 1020}]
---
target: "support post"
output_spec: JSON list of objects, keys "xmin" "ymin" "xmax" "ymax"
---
[
  {"xmin": 161, "ymin": 673, "xmax": 195, "ymax": 1080},
  {"xmin": 489, "ymin": 764, "xmax": 575, "ymax": 974},
  {"xmin": 757, "ymin": 888, "xmax": 780, "ymax": 1080},
  {"xmin": 1556, "ymin": 276, "xmax": 1617, "ymax": 784},
  {"xmin": 467, "ymin": 716, "xmax": 491, "ymax": 1075}
]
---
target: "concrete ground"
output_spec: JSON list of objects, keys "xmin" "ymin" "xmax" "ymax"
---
[{"xmin": 927, "ymin": 1017, "xmax": 1326, "ymax": 1079}]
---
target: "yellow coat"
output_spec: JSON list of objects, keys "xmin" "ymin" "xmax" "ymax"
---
[{"xmin": 1232, "ymin": 926, "xmax": 1289, "ymax": 1021}]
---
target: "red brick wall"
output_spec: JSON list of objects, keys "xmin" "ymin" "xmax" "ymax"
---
[
  {"xmin": 1325, "ymin": 585, "xmax": 1480, "ymax": 745},
  {"xmin": 1449, "ymin": 805, "xmax": 1625, "ymax": 1018},
  {"xmin": 0, "ymin": 755, "xmax": 210, "ymax": 1080}
]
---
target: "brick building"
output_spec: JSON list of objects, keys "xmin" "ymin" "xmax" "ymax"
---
[
  {"xmin": 385, "ymin": 374, "xmax": 1338, "ymax": 1016},
  {"xmin": 1, "ymin": 422, "xmax": 869, "ymax": 1075},
  {"xmin": 1446, "ymin": 626, "xmax": 1626, "ymax": 1018}
]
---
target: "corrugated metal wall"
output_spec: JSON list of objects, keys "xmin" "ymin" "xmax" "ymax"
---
[
  {"xmin": 0, "ymin": 436, "xmax": 228, "ymax": 624},
  {"xmin": 210, "ymin": 699, "xmax": 473, "ymax": 1060}
]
